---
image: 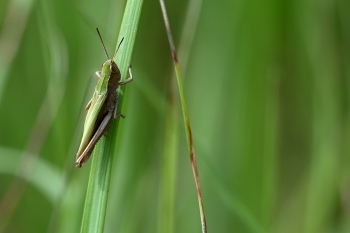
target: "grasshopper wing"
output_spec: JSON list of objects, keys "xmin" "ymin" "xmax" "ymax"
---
[
  {"xmin": 76, "ymin": 110, "xmax": 113, "ymax": 166},
  {"xmin": 76, "ymin": 92, "xmax": 107, "ymax": 159}
]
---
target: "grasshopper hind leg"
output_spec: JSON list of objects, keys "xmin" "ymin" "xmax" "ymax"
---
[{"xmin": 76, "ymin": 111, "xmax": 113, "ymax": 167}]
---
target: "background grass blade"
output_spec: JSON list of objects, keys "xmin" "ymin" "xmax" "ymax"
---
[
  {"xmin": 158, "ymin": 0, "xmax": 202, "ymax": 232},
  {"xmin": 79, "ymin": 0, "xmax": 143, "ymax": 232},
  {"xmin": 159, "ymin": 0, "xmax": 207, "ymax": 232}
]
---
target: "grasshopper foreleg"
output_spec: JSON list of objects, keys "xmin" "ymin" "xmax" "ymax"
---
[
  {"xmin": 118, "ymin": 65, "xmax": 133, "ymax": 85},
  {"xmin": 95, "ymin": 71, "xmax": 101, "ymax": 78}
]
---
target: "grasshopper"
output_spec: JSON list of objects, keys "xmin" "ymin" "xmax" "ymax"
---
[{"xmin": 76, "ymin": 28, "xmax": 133, "ymax": 168}]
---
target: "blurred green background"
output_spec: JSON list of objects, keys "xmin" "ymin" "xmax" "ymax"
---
[{"xmin": 0, "ymin": 0, "xmax": 350, "ymax": 232}]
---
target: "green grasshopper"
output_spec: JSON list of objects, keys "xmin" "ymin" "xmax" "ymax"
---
[{"xmin": 76, "ymin": 28, "xmax": 133, "ymax": 168}]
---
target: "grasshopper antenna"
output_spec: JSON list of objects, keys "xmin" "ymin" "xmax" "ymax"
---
[
  {"xmin": 96, "ymin": 28, "xmax": 110, "ymax": 60},
  {"xmin": 113, "ymin": 37, "xmax": 124, "ymax": 60}
]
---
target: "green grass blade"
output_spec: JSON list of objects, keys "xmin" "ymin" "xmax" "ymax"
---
[
  {"xmin": 159, "ymin": 0, "xmax": 207, "ymax": 232},
  {"xmin": 158, "ymin": 1, "xmax": 202, "ymax": 232},
  {"xmin": 159, "ymin": 97, "xmax": 178, "ymax": 233},
  {"xmin": 79, "ymin": 0, "xmax": 143, "ymax": 232}
]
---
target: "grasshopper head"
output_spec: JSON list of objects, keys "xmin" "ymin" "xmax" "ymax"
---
[
  {"xmin": 101, "ymin": 60, "xmax": 111, "ymax": 75},
  {"xmin": 101, "ymin": 59, "xmax": 121, "ymax": 90},
  {"xmin": 109, "ymin": 59, "xmax": 120, "ymax": 74},
  {"xmin": 101, "ymin": 59, "xmax": 120, "ymax": 75}
]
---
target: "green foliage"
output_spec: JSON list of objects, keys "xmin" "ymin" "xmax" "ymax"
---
[{"xmin": 0, "ymin": 0, "xmax": 349, "ymax": 232}]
